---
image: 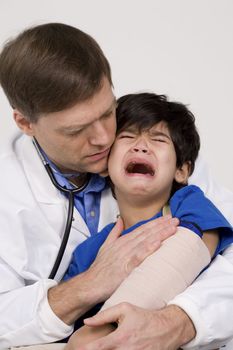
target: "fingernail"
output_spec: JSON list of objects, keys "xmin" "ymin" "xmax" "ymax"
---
[
  {"xmin": 164, "ymin": 214, "xmax": 172, "ymax": 219},
  {"xmin": 171, "ymin": 218, "xmax": 179, "ymax": 225}
]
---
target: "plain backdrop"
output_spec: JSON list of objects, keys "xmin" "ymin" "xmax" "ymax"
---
[
  {"xmin": 0, "ymin": 2, "xmax": 233, "ymax": 349},
  {"xmin": 0, "ymin": 0, "xmax": 233, "ymax": 193}
]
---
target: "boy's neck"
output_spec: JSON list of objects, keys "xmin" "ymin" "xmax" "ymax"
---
[{"xmin": 116, "ymin": 192, "xmax": 170, "ymax": 229}]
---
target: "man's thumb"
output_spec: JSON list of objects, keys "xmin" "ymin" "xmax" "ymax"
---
[
  {"xmin": 84, "ymin": 306, "xmax": 120, "ymax": 326},
  {"xmin": 105, "ymin": 216, "xmax": 124, "ymax": 245}
]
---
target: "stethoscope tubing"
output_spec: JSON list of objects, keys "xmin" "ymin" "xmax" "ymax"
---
[
  {"xmin": 32, "ymin": 138, "xmax": 90, "ymax": 279},
  {"xmin": 48, "ymin": 189, "xmax": 74, "ymax": 279}
]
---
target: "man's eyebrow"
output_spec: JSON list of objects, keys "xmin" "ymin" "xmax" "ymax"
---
[{"xmin": 58, "ymin": 98, "xmax": 117, "ymax": 132}]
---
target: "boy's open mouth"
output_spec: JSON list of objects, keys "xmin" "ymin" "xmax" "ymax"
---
[{"xmin": 125, "ymin": 161, "xmax": 155, "ymax": 176}]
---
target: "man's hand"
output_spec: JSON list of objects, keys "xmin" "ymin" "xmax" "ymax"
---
[
  {"xmin": 81, "ymin": 303, "xmax": 196, "ymax": 350},
  {"xmin": 48, "ymin": 216, "xmax": 178, "ymax": 325},
  {"xmin": 86, "ymin": 216, "xmax": 179, "ymax": 302},
  {"xmin": 65, "ymin": 324, "xmax": 115, "ymax": 350}
]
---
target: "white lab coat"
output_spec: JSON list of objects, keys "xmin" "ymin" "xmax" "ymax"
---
[
  {"xmin": 0, "ymin": 131, "xmax": 233, "ymax": 349},
  {"xmin": 0, "ymin": 132, "xmax": 119, "ymax": 348}
]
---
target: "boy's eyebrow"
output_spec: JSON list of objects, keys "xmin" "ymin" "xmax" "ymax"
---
[
  {"xmin": 149, "ymin": 130, "xmax": 172, "ymax": 140},
  {"xmin": 120, "ymin": 128, "xmax": 172, "ymax": 141},
  {"xmin": 58, "ymin": 98, "xmax": 117, "ymax": 132}
]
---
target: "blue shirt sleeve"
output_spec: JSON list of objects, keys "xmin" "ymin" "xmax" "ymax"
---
[
  {"xmin": 63, "ymin": 222, "xmax": 115, "ymax": 281},
  {"xmin": 64, "ymin": 185, "xmax": 233, "ymax": 281},
  {"xmin": 170, "ymin": 185, "xmax": 233, "ymax": 256}
]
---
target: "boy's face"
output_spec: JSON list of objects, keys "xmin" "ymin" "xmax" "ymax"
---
[
  {"xmin": 14, "ymin": 77, "xmax": 117, "ymax": 174},
  {"xmin": 108, "ymin": 121, "xmax": 189, "ymax": 202}
]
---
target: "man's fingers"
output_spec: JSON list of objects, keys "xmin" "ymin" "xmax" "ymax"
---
[
  {"xmin": 87, "ymin": 216, "xmax": 179, "ymax": 302},
  {"xmin": 137, "ymin": 237, "xmax": 161, "ymax": 255},
  {"xmin": 104, "ymin": 216, "xmax": 178, "ymax": 251},
  {"xmin": 82, "ymin": 332, "xmax": 116, "ymax": 350},
  {"xmin": 127, "ymin": 216, "xmax": 179, "ymax": 241},
  {"xmin": 84, "ymin": 305, "xmax": 122, "ymax": 327},
  {"xmin": 125, "ymin": 239, "xmax": 161, "ymax": 273},
  {"xmin": 154, "ymin": 219, "xmax": 179, "ymax": 240},
  {"xmin": 125, "ymin": 217, "xmax": 179, "ymax": 250},
  {"xmin": 104, "ymin": 217, "xmax": 124, "ymax": 245},
  {"xmin": 123, "ymin": 222, "xmax": 178, "ymax": 273}
]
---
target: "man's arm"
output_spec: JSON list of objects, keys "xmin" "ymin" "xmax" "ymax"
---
[
  {"xmin": 0, "ymin": 216, "xmax": 177, "ymax": 348},
  {"xmin": 170, "ymin": 244, "xmax": 233, "ymax": 349},
  {"xmin": 65, "ymin": 228, "xmax": 212, "ymax": 348},
  {"xmin": 48, "ymin": 216, "xmax": 178, "ymax": 325},
  {"xmin": 80, "ymin": 303, "xmax": 195, "ymax": 350},
  {"xmin": 67, "ymin": 244, "xmax": 233, "ymax": 350}
]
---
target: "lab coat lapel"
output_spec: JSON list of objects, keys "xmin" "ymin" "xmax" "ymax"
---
[
  {"xmin": 98, "ymin": 188, "xmax": 119, "ymax": 231},
  {"xmin": 20, "ymin": 134, "xmax": 90, "ymax": 239},
  {"xmin": 20, "ymin": 135, "xmax": 62, "ymax": 204}
]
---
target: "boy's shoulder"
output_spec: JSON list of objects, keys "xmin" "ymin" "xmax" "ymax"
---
[
  {"xmin": 169, "ymin": 185, "xmax": 206, "ymax": 214},
  {"xmin": 171, "ymin": 184, "xmax": 204, "ymax": 201}
]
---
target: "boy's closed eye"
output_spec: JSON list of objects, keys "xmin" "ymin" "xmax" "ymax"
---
[
  {"xmin": 151, "ymin": 137, "xmax": 168, "ymax": 143},
  {"xmin": 118, "ymin": 133, "xmax": 135, "ymax": 139}
]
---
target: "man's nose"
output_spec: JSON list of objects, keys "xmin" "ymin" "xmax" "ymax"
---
[{"xmin": 89, "ymin": 121, "xmax": 110, "ymax": 146}]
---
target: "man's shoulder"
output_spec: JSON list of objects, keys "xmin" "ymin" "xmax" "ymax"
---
[{"xmin": 0, "ymin": 132, "xmax": 25, "ymax": 183}]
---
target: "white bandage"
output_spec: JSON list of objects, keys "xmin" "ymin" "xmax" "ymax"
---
[{"xmin": 102, "ymin": 227, "xmax": 211, "ymax": 310}]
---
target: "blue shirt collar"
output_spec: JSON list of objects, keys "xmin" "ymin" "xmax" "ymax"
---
[{"xmin": 38, "ymin": 144, "xmax": 107, "ymax": 196}]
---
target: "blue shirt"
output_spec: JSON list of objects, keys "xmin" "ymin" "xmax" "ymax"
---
[
  {"xmin": 39, "ymin": 147, "xmax": 106, "ymax": 235},
  {"xmin": 64, "ymin": 185, "xmax": 233, "ymax": 279}
]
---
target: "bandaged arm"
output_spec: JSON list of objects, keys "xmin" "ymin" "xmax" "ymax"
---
[{"xmin": 102, "ymin": 227, "xmax": 211, "ymax": 311}]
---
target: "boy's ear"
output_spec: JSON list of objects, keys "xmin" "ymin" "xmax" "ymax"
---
[
  {"xmin": 174, "ymin": 162, "xmax": 191, "ymax": 184},
  {"xmin": 13, "ymin": 109, "xmax": 34, "ymax": 136}
]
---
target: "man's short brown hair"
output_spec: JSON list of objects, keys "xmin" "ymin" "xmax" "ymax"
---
[{"xmin": 0, "ymin": 23, "xmax": 112, "ymax": 121}]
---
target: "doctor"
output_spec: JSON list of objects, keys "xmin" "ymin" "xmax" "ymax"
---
[{"xmin": 0, "ymin": 22, "xmax": 233, "ymax": 350}]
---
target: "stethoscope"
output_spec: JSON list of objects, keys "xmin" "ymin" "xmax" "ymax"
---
[{"xmin": 33, "ymin": 138, "xmax": 91, "ymax": 279}]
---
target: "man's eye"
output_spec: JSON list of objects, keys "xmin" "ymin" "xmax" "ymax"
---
[
  {"xmin": 102, "ymin": 109, "xmax": 115, "ymax": 120},
  {"xmin": 67, "ymin": 130, "xmax": 82, "ymax": 137},
  {"xmin": 102, "ymin": 112, "xmax": 111, "ymax": 120},
  {"xmin": 119, "ymin": 134, "xmax": 134, "ymax": 139}
]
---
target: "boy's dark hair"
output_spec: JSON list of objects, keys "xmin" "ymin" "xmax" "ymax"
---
[
  {"xmin": 0, "ymin": 23, "xmax": 112, "ymax": 122},
  {"xmin": 116, "ymin": 93, "xmax": 200, "ymax": 177}
]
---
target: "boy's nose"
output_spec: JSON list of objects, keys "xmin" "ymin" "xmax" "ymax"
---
[
  {"xmin": 132, "ymin": 138, "xmax": 150, "ymax": 153},
  {"xmin": 132, "ymin": 146, "xmax": 148, "ymax": 153}
]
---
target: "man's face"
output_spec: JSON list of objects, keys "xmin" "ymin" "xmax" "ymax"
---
[
  {"xmin": 27, "ymin": 78, "xmax": 117, "ymax": 174},
  {"xmin": 108, "ymin": 122, "xmax": 188, "ymax": 203}
]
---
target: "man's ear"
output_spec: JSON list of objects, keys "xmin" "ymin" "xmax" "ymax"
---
[
  {"xmin": 174, "ymin": 162, "xmax": 191, "ymax": 184},
  {"xmin": 13, "ymin": 110, "xmax": 34, "ymax": 136}
]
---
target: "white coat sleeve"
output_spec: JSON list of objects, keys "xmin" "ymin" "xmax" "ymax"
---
[
  {"xmin": 0, "ymin": 135, "xmax": 74, "ymax": 348},
  {"xmin": 0, "ymin": 274, "xmax": 73, "ymax": 349},
  {"xmin": 168, "ymin": 155, "xmax": 233, "ymax": 349},
  {"xmin": 169, "ymin": 245, "xmax": 233, "ymax": 349}
]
